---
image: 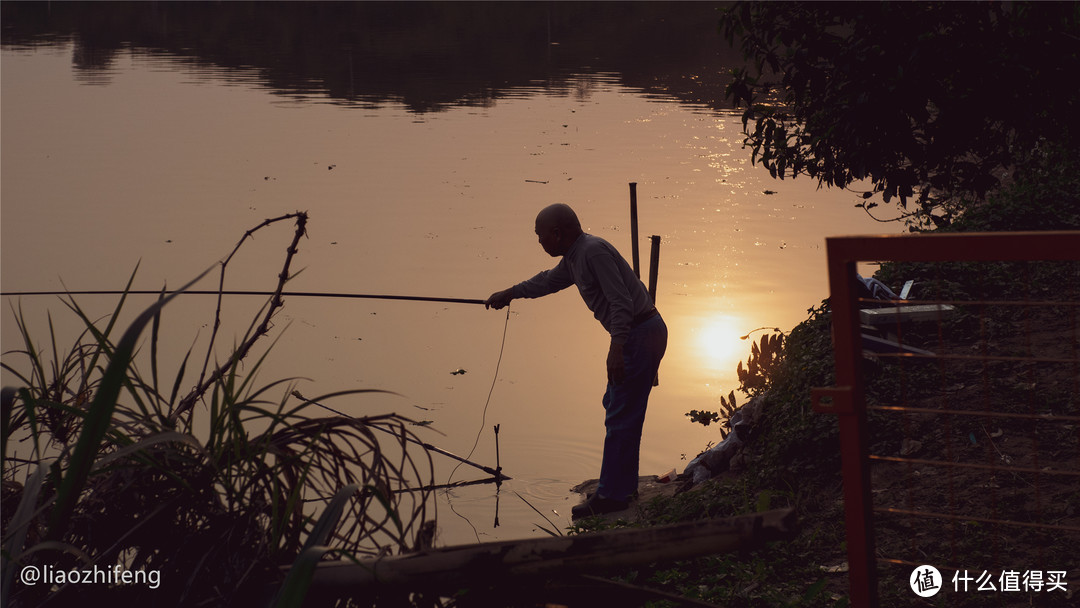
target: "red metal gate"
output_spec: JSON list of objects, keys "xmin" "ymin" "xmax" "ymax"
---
[{"xmin": 813, "ymin": 232, "xmax": 1080, "ymax": 607}]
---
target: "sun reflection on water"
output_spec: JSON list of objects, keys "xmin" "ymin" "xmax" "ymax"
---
[{"xmin": 695, "ymin": 314, "xmax": 745, "ymax": 374}]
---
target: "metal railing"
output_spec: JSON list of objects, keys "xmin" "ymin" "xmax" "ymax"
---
[{"xmin": 813, "ymin": 231, "xmax": 1080, "ymax": 606}]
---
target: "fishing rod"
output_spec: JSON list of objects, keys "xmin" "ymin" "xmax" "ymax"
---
[
  {"xmin": 1, "ymin": 289, "xmax": 486, "ymax": 306},
  {"xmin": 291, "ymin": 390, "xmax": 509, "ymax": 481}
]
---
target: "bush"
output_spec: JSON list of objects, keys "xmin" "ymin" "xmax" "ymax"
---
[{"xmin": 1, "ymin": 215, "xmax": 435, "ymax": 607}]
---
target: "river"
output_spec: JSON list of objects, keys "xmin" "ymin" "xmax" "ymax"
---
[{"xmin": 1, "ymin": 3, "xmax": 895, "ymax": 546}]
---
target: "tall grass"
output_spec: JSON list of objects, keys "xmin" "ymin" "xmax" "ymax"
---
[{"xmin": 1, "ymin": 213, "xmax": 435, "ymax": 607}]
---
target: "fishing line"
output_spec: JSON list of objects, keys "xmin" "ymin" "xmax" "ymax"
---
[
  {"xmin": 448, "ymin": 304, "xmax": 511, "ymax": 485},
  {"xmin": 444, "ymin": 304, "xmax": 511, "ymax": 542}
]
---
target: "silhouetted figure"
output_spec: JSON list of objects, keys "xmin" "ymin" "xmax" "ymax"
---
[{"xmin": 486, "ymin": 203, "xmax": 667, "ymax": 517}]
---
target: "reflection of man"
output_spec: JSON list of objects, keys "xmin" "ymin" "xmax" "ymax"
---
[{"xmin": 485, "ymin": 203, "xmax": 667, "ymax": 518}]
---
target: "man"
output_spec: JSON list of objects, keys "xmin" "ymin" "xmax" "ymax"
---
[{"xmin": 485, "ymin": 203, "xmax": 667, "ymax": 518}]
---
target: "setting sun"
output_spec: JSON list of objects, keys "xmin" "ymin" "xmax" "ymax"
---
[{"xmin": 697, "ymin": 315, "xmax": 744, "ymax": 372}]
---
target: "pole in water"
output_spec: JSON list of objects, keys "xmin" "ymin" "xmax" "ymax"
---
[
  {"xmin": 649, "ymin": 235, "xmax": 661, "ymax": 387},
  {"xmin": 493, "ymin": 424, "xmax": 502, "ymax": 487},
  {"xmin": 629, "ymin": 182, "xmax": 641, "ymax": 279},
  {"xmin": 493, "ymin": 425, "xmax": 503, "ymax": 527},
  {"xmin": 648, "ymin": 234, "xmax": 661, "ymax": 302}
]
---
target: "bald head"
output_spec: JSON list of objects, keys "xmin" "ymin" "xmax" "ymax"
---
[
  {"xmin": 536, "ymin": 203, "xmax": 581, "ymax": 232},
  {"xmin": 535, "ymin": 203, "xmax": 583, "ymax": 257}
]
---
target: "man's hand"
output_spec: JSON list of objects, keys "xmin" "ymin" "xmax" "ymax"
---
[
  {"xmin": 485, "ymin": 288, "xmax": 514, "ymax": 310},
  {"xmin": 607, "ymin": 342, "xmax": 625, "ymax": 385}
]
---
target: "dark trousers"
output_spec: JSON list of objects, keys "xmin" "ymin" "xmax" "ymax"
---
[{"xmin": 596, "ymin": 314, "xmax": 667, "ymax": 500}]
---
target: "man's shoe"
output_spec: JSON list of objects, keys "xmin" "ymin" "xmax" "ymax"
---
[
  {"xmin": 586, "ymin": 489, "xmax": 639, "ymax": 501},
  {"xmin": 571, "ymin": 494, "xmax": 629, "ymax": 519}
]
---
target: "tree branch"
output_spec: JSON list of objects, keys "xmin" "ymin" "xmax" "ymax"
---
[{"xmin": 170, "ymin": 212, "xmax": 308, "ymax": 422}]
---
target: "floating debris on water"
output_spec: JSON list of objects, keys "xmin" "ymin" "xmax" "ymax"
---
[{"xmin": 450, "ymin": 368, "xmax": 467, "ymax": 375}]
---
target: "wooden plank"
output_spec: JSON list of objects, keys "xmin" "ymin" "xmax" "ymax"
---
[
  {"xmin": 302, "ymin": 508, "xmax": 795, "ymax": 599},
  {"xmin": 859, "ymin": 303, "xmax": 955, "ymax": 325}
]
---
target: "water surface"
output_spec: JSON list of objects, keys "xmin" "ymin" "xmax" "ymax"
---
[{"xmin": 1, "ymin": 6, "xmax": 895, "ymax": 545}]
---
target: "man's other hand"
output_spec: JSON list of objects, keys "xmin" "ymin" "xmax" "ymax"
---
[{"xmin": 607, "ymin": 342, "xmax": 625, "ymax": 385}]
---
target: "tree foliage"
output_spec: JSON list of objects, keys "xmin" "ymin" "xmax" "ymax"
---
[{"xmin": 722, "ymin": 1, "xmax": 1080, "ymax": 228}]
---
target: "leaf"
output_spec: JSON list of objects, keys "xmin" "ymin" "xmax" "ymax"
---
[
  {"xmin": 515, "ymin": 490, "xmax": 563, "ymax": 537},
  {"xmin": 46, "ymin": 264, "xmax": 214, "ymax": 540},
  {"xmin": 169, "ymin": 340, "xmax": 194, "ymax": 408},
  {"xmin": 306, "ymin": 483, "xmax": 361, "ymax": 552},
  {"xmin": 91, "ymin": 431, "xmax": 206, "ymax": 471},
  {"xmin": 533, "ymin": 523, "xmax": 560, "ymax": 538},
  {"xmin": 0, "ymin": 388, "xmax": 15, "ymax": 468},
  {"xmin": 273, "ymin": 545, "xmax": 337, "ymax": 608},
  {"xmin": 2, "ymin": 459, "xmax": 53, "ymax": 603},
  {"xmin": 150, "ymin": 286, "xmax": 164, "ymax": 400}
]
